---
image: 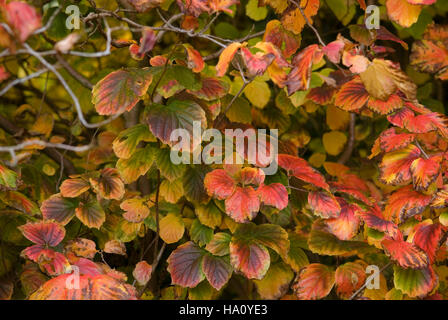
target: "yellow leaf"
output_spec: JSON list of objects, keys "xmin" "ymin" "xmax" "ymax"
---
[
  {"xmin": 326, "ymin": 105, "xmax": 349, "ymax": 130},
  {"xmin": 159, "ymin": 213, "xmax": 185, "ymax": 244},
  {"xmin": 308, "ymin": 152, "xmax": 326, "ymax": 168},
  {"xmin": 323, "ymin": 131, "xmax": 347, "ymax": 156},
  {"xmin": 254, "ymin": 262, "xmax": 294, "ymax": 299},
  {"xmin": 360, "ymin": 58, "xmax": 417, "ymax": 101},
  {"xmin": 244, "ymin": 79, "xmax": 271, "ymax": 108},
  {"xmin": 29, "ymin": 113, "xmax": 54, "ymax": 137},
  {"xmin": 160, "ymin": 179, "xmax": 184, "ymax": 203}
]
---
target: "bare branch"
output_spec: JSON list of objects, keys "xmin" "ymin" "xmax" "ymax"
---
[
  {"xmin": 22, "ymin": 43, "xmax": 120, "ymax": 129},
  {"xmin": 0, "ymin": 68, "xmax": 51, "ymax": 96},
  {"xmin": 0, "ymin": 139, "xmax": 92, "ymax": 167},
  {"xmin": 55, "ymin": 54, "xmax": 93, "ymax": 90}
]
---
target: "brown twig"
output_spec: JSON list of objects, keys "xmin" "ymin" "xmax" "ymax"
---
[
  {"xmin": 338, "ymin": 113, "xmax": 356, "ymax": 164},
  {"xmin": 55, "ymin": 54, "xmax": 93, "ymax": 90}
]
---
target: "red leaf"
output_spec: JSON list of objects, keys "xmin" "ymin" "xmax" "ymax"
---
[
  {"xmin": 384, "ymin": 185, "xmax": 432, "ymax": 223},
  {"xmin": 278, "ymin": 154, "xmax": 329, "ymax": 191},
  {"xmin": 379, "ymin": 144, "xmax": 421, "ymax": 185},
  {"xmin": 387, "ymin": 107, "xmax": 414, "ymax": 128},
  {"xmin": 381, "ymin": 238, "xmax": 429, "ymax": 269},
  {"xmin": 284, "ymin": 44, "xmax": 323, "ymax": 95},
  {"xmin": 356, "ymin": 205, "xmax": 400, "ymax": 239},
  {"xmin": 378, "ymin": 127, "xmax": 415, "ymax": 152},
  {"xmin": 335, "ymin": 261, "xmax": 367, "ymax": 299},
  {"xmin": 367, "ymin": 93, "xmax": 403, "ymax": 115},
  {"xmin": 409, "ymin": 221, "xmax": 442, "ymax": 263},
  {"xmin": 325, "ymin": 199, "xmax": 361, "ymax": 240},
  {"xmin": 263, "ymin": 20, "xmax": 301, "ymax": 58},
  {"xmin": 30, "ymin": 273, "xmax": 136, "ymax": 300},
  {"xmin": 330, "ymin": 182, "xmax": 372, "ymax": 205},
  {"xmin": 41, "ymin": 194, "xmax": 78, "ymax": 226},
  {"xmin": 188, "ymin": 77, "xmax": 229, "ymax": 101},
  {"xmin": 229, "ymin": 240, "xmax": 270, "ymax": 280},
  {"xmin": 410, "ymin": 156, "xmax": 441, "ymax": 191},
  {"xmin": 241, "ymin": 47, "xmax": 275, "ymax": 77},
  {"xmin": 307, "ymin": 85, "xmax": 337, "ymax": 105},
  {"xmin": 225, "ymin": 186, "xmax": 260, "ymax": 223},
  {"xmin": 167, "ymin": 242, "xmax": 205, "ymax": 288},
  {"xmin": 133, "ymin": 261, "xmax": 152, "ymax": 286},
  {"xmin": 377, "ymin": 26, "xmax": 408, "ymax": 50},
  {"xmin": 334, "ymin": 76, "xmax": 369, "ymax": 111},
  {"xmin": 4, "ymin": 1, "xmax": 41, "ymax": 42},
  {"xmin": 37, "ymin": 249, "xmax": 70, "ymax": 276},
  {"xmin": 202, "ymin": 254, "xmax": 233, "ymax": 290},
  {"xmin": 323, "ymin": 38, "xmax": 346, "ymax": 64},
  {"xmin": 292, "ymin": 263, "xmax": 335, "ymax": 300},
  {"xmin": 308, "ymin": 191, "xmax": 341, "ymax": 219},
  {"xmin": 356, "ymin": 0, "xmax": 366, "ymax": 9},
  {"xmin": 92, "ymin": 68, "xmax": 153, "ymax": 115},
  {"xmin": 258, "ymin": 183, "xmax": 288, "ymax": 210},
  {"xmin": 176, "ymin": 0, "xmax": 210, "ymax": 17},
  {"xmin": 204, "ymin": 169, "xmax": 236, "ymax": 200},
  {"xmin": 19, "ymin": 221, "xmax": 65, "ymax": 247}
]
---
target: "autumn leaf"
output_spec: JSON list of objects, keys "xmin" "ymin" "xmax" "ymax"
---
[
  {"xmin": 284, "ymin": 44, "xmax": 324, "ymax": 95},
  {"xmin": 92, "ymin": 68, "xmax": 153, "ymax": 115},
  {"xmin": 3, "ymin": 1, "xmax": 41, "ymax": 42},
  {"xmin": 292, "ymin": 263, "xmax": 335, "ymax": 300},
  {"xmin": 282, "ymin": 0, "xmax": 320, "ymax": 35},
  {"xmin": 381, "ymin": 238, "xmax": 429, "ymax": 269}
]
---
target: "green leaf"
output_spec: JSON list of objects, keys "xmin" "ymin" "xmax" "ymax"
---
[
  {"xmin": 190, "ymin": 219, "xmax": 214, "ymax": 247},
  {"xmin": 246, "ymin": 0, "xmax": 268, "ymax": 21},
  {"xmin": 156, "ymin": 148, "xmax": 187, "ymax": 182}
]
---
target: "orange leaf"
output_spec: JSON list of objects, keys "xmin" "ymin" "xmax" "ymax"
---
[
  {"xmin": 386, "ymin": 0, "xmax": 422, "ymax": 28},
  {"xmin": 308, "ymin": 191, "xmax": 341, "ymax": 219},
  {"xmin": 225, "ymin": 186, "xmax": 260, "ymax": 223},
  {"xmin": 215, "ymin": 42, "xmax": 242, "ymax": 77},
  {"xmin": 184, "ymin": 44, "xmax": 205, "ymax": 73},
  {"xmin": 379, "ymin": 144, "xmax": 421, "ymax": 185},
  {"xmin": 284, "ymin": 44, "xmax": 323, "ymax": 95},
  {"xmin": 410, "ymin": 156, "xmax": 441, "ymax": 191},
  {"xmin": 292, "ymin": 263, "xmax": 335, "ymax": 300},
  {"xmin": 334, "ymin": 76, "xmax": 369, "ymax": 111},
  {"xmin": 258, "ymin": 183, "xmax": 288, "ymax": 210},
  {"xmin": 325, "ymin": 199, "xmax": 361, "ymax": 240},
  {"xmin": 335, "ymin": 261, "xmax": 367, "ymax": 299},
  {"xmin": 204, "ymin": 169, "xmax": 236, "ymax": 200},
  {"xmin": 381, "ymin": 238, "xmax": 429, "ymax": 269},
  {"xmin": 60, "ymin": 178, "xmax": 90, "ymax": 198},
  {"xmin": 282, "ymin": 0, "xmax": 320, "ymax": 35},
  {"xmin": 384, "ymin": 185, "xmax": 432, "ymax": 223}
]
